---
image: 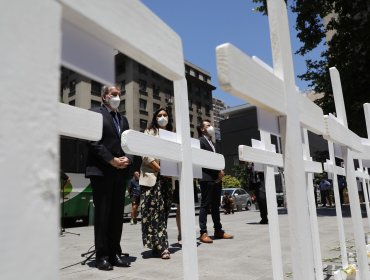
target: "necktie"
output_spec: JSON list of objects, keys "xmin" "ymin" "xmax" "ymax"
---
[{"xmin": 111, "ymin": 112, "xmax": 120, "ymax": 134}]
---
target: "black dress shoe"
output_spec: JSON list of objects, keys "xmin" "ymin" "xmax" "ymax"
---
[
  {"xmin": 259, "ymin": 219, "xmax": 268, "ymax": 224},
  {"xmin": 96, "ymin": 257, "xmax": 113, "ymax": 271},
  {"xmin": 109, "ymin": 254, "xmax": 130, "ymax": 267}
]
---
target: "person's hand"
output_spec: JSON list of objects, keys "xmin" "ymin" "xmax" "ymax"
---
[
  {"xmin": 110, "ymin": 157, "xmax": 130, "ymax": 169},
  {"xmin": 218, "ymin": 170, "xmax": 225, "ymax": 179}
]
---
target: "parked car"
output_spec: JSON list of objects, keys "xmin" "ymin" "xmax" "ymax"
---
[{"xmin": 221, "ymin": 188, "xmax": 253, "ymax": 211}]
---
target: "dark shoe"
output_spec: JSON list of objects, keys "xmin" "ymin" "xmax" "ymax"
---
[
  {"xmin": 214, "ymin": 230, "xmax": 234, "ymax": 239},
  {"xmin": 96, "ymin": 257, "xmax": 113, "ymax": 271},
  {"xmin": 109, "ymin": 254, "xmax": 130, "ymax": 267},
  {"xmin": 199, "ymin": 233, "xmax": 213, "ymax": 243},
  {"xmin": 259, "ymin": 219, "xmax": 268, "ymax": 224}
]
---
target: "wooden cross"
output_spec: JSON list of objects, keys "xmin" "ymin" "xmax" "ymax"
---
[
  {"xmin": 323, "ymin": 141, "xmax": 349, "ymax": 269},
  {"xmin": 216, "ymin": 1, "xmax": 327, "ymax": 278},
  {"xmin": 326, "ymin": 67, "xmax": 368, "ymax": 279},
  {"xmin": 239, "ymin": 106, "xmax": 284, "ymax": 280}
]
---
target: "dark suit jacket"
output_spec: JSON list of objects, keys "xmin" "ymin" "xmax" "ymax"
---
[
  {"xmin": 199, "ymin": 135, "xmax": 219, "ymax": 182},
  {"xmin": 85, "ymin": 105, "xmax": 133, "ymax": 177}
]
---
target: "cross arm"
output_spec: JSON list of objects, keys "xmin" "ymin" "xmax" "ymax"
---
[
  {"xmin": 216, "ymin": 43, "xmax": 285, "ymax": 115},
  {"xmin": 238, "ymin": 145, "xmax": 284, "ymax": 167},
  {"xmin": 324, "ymin": 114, "xmax": 363, "ymax": 152},
  {"xmin": 121, "ymin": 130, "xmax": 224, "ymax": 170},
  {"xmin": 60, "ymin": 0, "xmax": 184, "ymax": 81},
  {"xmin": 58, "ymin": 103, "xmax": 102, "ymax": 141},
  {"xmin": 299, "ymin": 95, "xmax": 325, "ymax": 135},
  {"xmin": 324, "ymin": 161, "xmax": 346, "ymax": 176}
]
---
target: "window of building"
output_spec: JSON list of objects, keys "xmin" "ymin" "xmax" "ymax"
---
[
  {"xmin": 190, "ymin": 131, "xmax": 194, "ymax": 137},
  {"xmin": 139, "ymin": 98, "xmax": 147, "ymax": 110},
  {"xmin": 118, "ymin": 99, "xmax": 125, "ymax": 113},
  {"xmin": 205, "ymin": 105, "xmax": 211, "ymax": 116},
  {"xmin": 140, "ymin": 119, "xmax": 148, "ymax": 131},
  {"xmin": 138, "ymin": 64, "xmax": 147, "ymax": 74},
  {"xmin": 119, "ymin": 80, "xmax": 126, "ymax": 94},
  {"xmin": 153, "ymin": 84, "xmax": 160, "ymax": 97},
  {"xmin": 189, "ymin": 114, "xmax": 193, "ymax": 122},
  {"xmin": 153, "ymin": 102, "xmax": 160, "ymax": 113},
  {"xmin": 69, "ymin": 80, "xmax": 76, "ymax": 91},
  {"xmin": 69, "ymin": 99, "xmax": 75, "ymax": 106},
  {"xmin": 91, "ymin": 80, "xmax": 101, "ymax": 97},
  {"xmin": 115, "ymin": 53, "xmax": 126, "ymax": 74},
  {"xmin": 188, "ymin": 99, "xmax": 193, "ymax": 110},
  {"xmin": 139, "ymin": 79, "xmax": 147, "ymax": 92},
  {"xmin": 90, "ymin": 100, "xmax": 101, "ymax": 108}
]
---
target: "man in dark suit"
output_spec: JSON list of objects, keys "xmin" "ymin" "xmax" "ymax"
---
[
  {"xmin": 197, "ymin": 119, "xmax": 233, "ymax": 243},
  {"xmin": 85, "ymin": 85, "xmax": 133, "ymax": 270}
]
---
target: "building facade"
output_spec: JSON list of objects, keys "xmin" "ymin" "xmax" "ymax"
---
[
  {"xmin": 61, "ymin": 53, "xmax": 216, "ymax": 138},
  {"xmin": 212, "ymin": 97, "xmax": 228, "ymax": 141}
]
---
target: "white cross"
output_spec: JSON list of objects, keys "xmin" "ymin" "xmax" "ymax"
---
[
  {"xmin": 239, "ymin": 107, "xmax": 284, "ymax": 280},
  {"xmin": 326, "ymin": 67, "xmax": 368, "ymax": 279},
  {"xmin": 323, "ymin": 140, "xmax": 349, "ymax": 269},
  {"xmin": 216, "ymin": 1, "xmax": 328, "ymax": 278}
]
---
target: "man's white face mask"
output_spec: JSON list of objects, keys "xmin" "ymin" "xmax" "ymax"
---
[
  {"xmin": 206, "ymin": 126, "xmax": 215, "ymax": 141},
  {"xmin": 108, "ymin": 95, "xmax": 121, "ymax": 109}
]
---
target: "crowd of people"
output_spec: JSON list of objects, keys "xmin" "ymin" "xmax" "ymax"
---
[{"xmin": 84, "ymin": 85, "xmax": 234, "ymax": 270}]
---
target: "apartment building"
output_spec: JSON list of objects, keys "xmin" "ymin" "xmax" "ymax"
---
[{"xmin": 61, "ymin": 53, "xmax": 216, "ymax": 137}]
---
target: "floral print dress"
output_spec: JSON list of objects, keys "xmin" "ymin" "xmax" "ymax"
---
[{"xmin": 141, "ymin": 176, "xmax": 173, "ymax": 252}]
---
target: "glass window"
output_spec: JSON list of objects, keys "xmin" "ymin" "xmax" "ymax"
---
[
  {"xmin": 90, "ymin": 100, "xmax": 101, "ymax": 108},
  {"xmin": 153, "ymin": 103, "xmax": 160, "ymax": 112},
  {"xmin": 91, "ymin": 80, "xmax": 101, "ymax": 96},
  {"xmin": 139, "ymin": 99, "xmax": 147, "ymax": 110},
  {"xmin": 118, "ymin": 99, "xmax": 125, "ymax": 113},
  {"xmin": 140, "ymin": 119, "xmax": 147, "ymax": 131},
  {"xmin": 138, "ymin": 64, "xmax": 147, "ymax": 74},
  {"xmin": 139, "ymin": 79, "xmax": 147, "ymax": 92},
  {"xmin": 120, "ymin": 80, "xmax": 126, "ymax": 94}
]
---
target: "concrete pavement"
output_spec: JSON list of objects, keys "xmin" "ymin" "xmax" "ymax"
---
[{"xmin": 60, "ymin": 206, "xmax": 368, "ymax": 280}]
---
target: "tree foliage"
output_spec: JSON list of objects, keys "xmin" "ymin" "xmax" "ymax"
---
[
  {"xmin": 252, "ymin": 0, "xmax": 370, "ymax": 137},
  {"xmin": 222, "ymin": 175, "xmax": 241, "ymax": 188},
  {"xmin": 231, "ymin": 164, "xmax": 251, "ymax": 189}
]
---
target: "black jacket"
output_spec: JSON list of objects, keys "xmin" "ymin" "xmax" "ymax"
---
[
  {"xmin": 199, "ymin": 135, "xmax": 219, "ymax": 181},
  {"xmin": 85, "ymin": 105, "xmax": 133, "ymax": 177}
]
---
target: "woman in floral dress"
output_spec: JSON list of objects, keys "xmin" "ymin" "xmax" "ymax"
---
[{"xmin": 139, "ymin": 108, "xmax": 173, "ymax": 259}]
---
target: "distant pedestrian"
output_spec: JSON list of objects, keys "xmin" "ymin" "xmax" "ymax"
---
[
  {"xmin": 319, "ymin": 178, "xmax": 331, "ymax": 207},
  {"xmin": 255, "ymin": 171, "xmax": 268, "ymax": 224},
  {"xmin": 128, "ymin": 171, "xmax": 141, "ymax": 225}
]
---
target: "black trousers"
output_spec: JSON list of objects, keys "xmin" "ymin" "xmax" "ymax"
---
[
  {"xmin": 257, "ymin": 195, "xmax": 268, "ymax": 222},
  {"xmin": 90, "ymin": 174, "xmax": 126, "ymax": 259},
  {"xmin": 199, "ymin": 181, "xmax": 222, "ymax": 234}
]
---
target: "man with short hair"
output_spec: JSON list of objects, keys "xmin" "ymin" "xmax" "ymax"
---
[
  {"xmin": 85, "ymin": 85, "xmax": 133, "ymax": 270},
  {"xmin": 197, "ymin": 119, "xmax": 233, "ymax": 243}
]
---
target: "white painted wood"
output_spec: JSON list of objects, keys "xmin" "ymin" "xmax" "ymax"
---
[
  {"xmin": 357, "ymin": 163, "xmax": 370, "ymax": 231},
  {"xmin": 59, "ymin": 0, "xmax": 184, "ymax": 81},
  {"xmin": 122, "ymin": 130, "xmax": 224, "ymax": 171},
  {"xmin": 329, "ymin": 67, "xmax": 348, "ymax": 127},
  {"xmin": 327, "ymin": 139, "xmax": 349, "ymax": 268},
  {"xmin": 61, "ymin": 19, "xmax": 115, "ymax": 86},
  {"xmin": 266, "ymin": 1, "xmax": 315, "ymax": 278},
  {"xmin": 238, "ymin": 145, "xmax": 283, "ymax": 167},
  {"xmin": 216, "ymin": 0, "xmax": 321, "ymax": 277},
  {"xmin": 365, "ymin": 104, "xmax": 370, "ymax": 139},
  {"xmin": 302, "ymin": 128, "xmax": 324, "ymax": 280},
  {"xmin": 58, "ymin": 103, "xmax": 102, "ymax": 141},
  {"xmin": 328, "ymin": 68, "xmax": 370, "ymax": 279},
  {"xmin": 216, "ymin": 43, "xmax": 286, "ymax": 115},
  {"xmin": 0, "ymin": 1, "xmax": 61, "ymax": 280},
  {"xmin": 324, "ymin": 114, "xmax": 363, "ymax": 153}
]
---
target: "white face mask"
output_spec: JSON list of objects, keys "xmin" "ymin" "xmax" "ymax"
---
[
  {"xmin": 108, "ymin": 95, "xmax": 121, "ymax": 110},
  {"xmin": 206, "ymin": 126, "xmax": 215, "ymax": 140},
  {"xmin": 157, "ymin": 116, "xmax": 168, "ymax": 127}
]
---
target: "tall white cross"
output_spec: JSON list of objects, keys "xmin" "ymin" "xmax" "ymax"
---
[
  {"xmin": 354, "ymin": 103, "xmax": 370, "ymax": 230},
  {"xmin": 323, "ymin": 141, "xmax": 349, "ymax": 269},
  {"xmin": 216, "ymin": 0, "xmax": 327, "ymax": 278},
  {"xmin": 326, "ymin": 67, "xmax": 368, "ymax": 279}
]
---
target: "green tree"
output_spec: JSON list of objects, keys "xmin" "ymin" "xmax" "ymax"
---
[
  {"xmin": 222, "ymin": 175, "xmax": 241, "ymax": 188},
  {"xmin": 231, "ymin": 164, "xmax": 251, "ymax": 190},
  {"xmin": 252, "ymin": 0, "xmax": 370, "ymax": 137}
]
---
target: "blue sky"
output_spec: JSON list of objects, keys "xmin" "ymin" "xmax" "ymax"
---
[{"xmin": 141, "ymin": 0, "xmax": 323, "ymax": 107}]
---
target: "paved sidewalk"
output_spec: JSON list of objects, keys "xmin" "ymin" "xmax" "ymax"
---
[{"xmin": 60, "ymin": 206, "xmax": 367, "ymax": 280}]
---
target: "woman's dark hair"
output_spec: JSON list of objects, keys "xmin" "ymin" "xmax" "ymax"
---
[{"xmin": 148, "ymin": 107, "xmax": 172, "ymax": 133}]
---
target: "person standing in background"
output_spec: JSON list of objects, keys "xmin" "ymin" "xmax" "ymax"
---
[
  {"xmin": 139, "ymin": 108, "xmax": 173, "ymax": 260},
  {"xmin": 85, "ymin": 85, "xmax": 133, "ymax": 271},
  {"xmin": 128, "ymin": 171, "xmax": 141, "ymax": 225},
  {"xmin": 197, "ymin": 119, "xmax": 233, "ymax": 243}
]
